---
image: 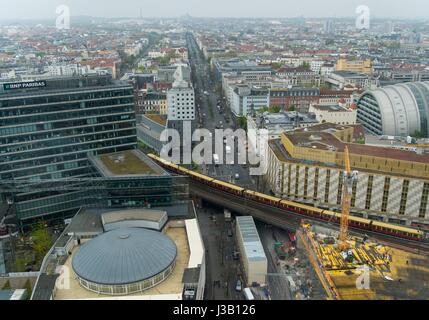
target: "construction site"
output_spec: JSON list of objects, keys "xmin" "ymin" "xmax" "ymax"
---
[
  {"xmin": 294, "ymin": 147, "xmax": 429, "ymax": 300},
  {"xmin": 297, "ymin": 220, "xmax": 429, "ymax": 300}
]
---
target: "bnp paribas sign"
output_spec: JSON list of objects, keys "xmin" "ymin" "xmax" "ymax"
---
[{"xmin": 3, "ymin": 80, "xmax": 47, "ymax": 91}]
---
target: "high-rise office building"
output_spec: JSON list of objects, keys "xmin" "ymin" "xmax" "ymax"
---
[
  {"xmin": 324, "ymin": 20, "xmax": 335, "ymax": 34},
  {"xmin": 0, "ymin": 75, "xmax": 137, "ymax": 225}
]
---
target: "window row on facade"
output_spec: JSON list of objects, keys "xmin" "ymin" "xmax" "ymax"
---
[
  {"xmin": 267, "ymin": 151, "xmax": 429, "ymax": 224},
  {"xmin": 76, "ymin": 262, "xmax": 175, "ymax": 296}
]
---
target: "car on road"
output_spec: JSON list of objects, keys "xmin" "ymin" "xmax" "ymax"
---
[
  {"xmin": 233, "ymin": 251, "xmax": 240, "ymax": 260},
  {"xmin": 213, "ymin": 154, "xmax": 220, "ymax": 165},
  {"xmin": 227, "ymin": 229, "xmax": 233, "ymax": 237},
  {"xmin": 235, "ymin": 173, "xmax": 240, "ymax": 180},
  {"xmin": 184, "ymin": 289, "xmax": 196, "ymax": 300},
  {"xmin": 236, "ymin": 280, "xmax": 242, "ymax": 292},
  {"xmin": 243, "ymin": 288, "xmax": 255, "ymax": 300}
]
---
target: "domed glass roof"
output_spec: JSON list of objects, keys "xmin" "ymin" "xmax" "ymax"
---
[{"xmin": 72, "ymin": 228, "xmax": 177, "ymax": 285}]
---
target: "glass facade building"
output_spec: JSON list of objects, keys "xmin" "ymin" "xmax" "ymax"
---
[{"xmin": 0, "ymin": 75, "xmax": 137, "ymax": 225}]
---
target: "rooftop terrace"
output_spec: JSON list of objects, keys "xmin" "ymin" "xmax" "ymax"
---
[
  {"xmin": 145, "ymin": 114, "xmax": 168, "ymax": 126},
  {"xmin": 92, "ymin": 149, "xmax": 168, "ymax": 177},
  {"xmin": 284, "ymin": 131, "xmax": 429, "ymax": 164}
]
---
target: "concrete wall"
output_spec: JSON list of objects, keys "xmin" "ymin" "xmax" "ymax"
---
[
  {"xmin": 103, "ymin": 220, "xmax": 162, "ymax": 232},
  {"xmin": 248, "ymin": 260, "xmax": 268, "ymax": 286}
]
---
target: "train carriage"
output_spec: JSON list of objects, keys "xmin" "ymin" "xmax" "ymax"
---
[
  {"xmin": 293, "ymin": 201, "xmax": 326, "ymax": 218},
  {"xmin": 320, "ymin": 210, "xmax": 341, "ymax": 223},
  {"xmin": 244, "ymin": 190, "xmax": 281, "ymax": 206},
  {"xmin": 372, "ymin": 220, "xmax": 424, "ymax": 241},
  {"xmin": 188, "ymin": 170, "xmax": 216, "ymax": 185},
  {"xmin": 347, "ymin": 214, "xmax": 372, "ymax": 230},
  {"xmin": 213, "ymin": 179, "xmax": 245, "ymax": 196},
  {"xmin": 147, "ymin": 153, "xmax": 425, "ymax": 242},
  {"xmin": 147, "ymin": 154, "xmax": 181, "ymax": 174}
]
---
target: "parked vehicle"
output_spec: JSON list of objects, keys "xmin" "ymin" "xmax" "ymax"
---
[
  {"xmin": 224, "ymin": 209, "xmax": 232, "ymax": 221},
  {"xmin": 213, "ymin": 154, "xmax": 220, "ymax": 165},
  {"xmin": 236, "ymin": 280, "xmax": 242, "ymax": 292},
  {"xmin": 233, "ymin": 251, "xmax": 240, "ymax": 260},
  {"xmin": 243, "ymin": 288, "xmax": 255, "ymax": 300}
]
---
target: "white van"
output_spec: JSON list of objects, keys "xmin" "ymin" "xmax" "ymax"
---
[
  {"xmin": 243, "ymin": 288, "xmax": 254, "ymax": 300},
  {"xmin": 213, "ymin": 154, "xmax": 220, "ymax": 165},
  {"xmin": 235, "ymin": 280, "xmax": 242, "ymax": 292}
]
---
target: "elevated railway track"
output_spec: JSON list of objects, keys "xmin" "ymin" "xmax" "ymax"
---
[
  {"xmin": 189, "ymin": 180, "xmax": 429, "ymax": 254},
  {"xmin": 146, "ymin": 154, "xmax": 429, "ymax": 253}
]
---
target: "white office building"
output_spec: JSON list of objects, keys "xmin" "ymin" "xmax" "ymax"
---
[
  {"xmin": 308, "ymin": 104, "xmax": 357, "ymax": 125},
  {"xmin": 310, "ymin": 60, "xmax": 325, "ymax": 74},
  {"xmin": 231, "ymin": 85, "xmax": 270, "ymax": 117},
  {"xmin": 167, "ymin": 66, "xmax": 195, "ymax": 121}
]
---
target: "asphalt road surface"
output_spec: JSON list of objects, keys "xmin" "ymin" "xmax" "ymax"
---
[
  {"xmin": 196, "ymin": 204, "xmax": 244, "ymax": 300},
  {"xmin": 187, "ymin": 33, "xmax": 256, "ymax": 190}
]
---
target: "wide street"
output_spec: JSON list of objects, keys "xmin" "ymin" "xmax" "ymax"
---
[
  {"xmin": 196, "ymin": 204, "xmax": 244, "ymax": 300},
  {"xmin": 186, "ymin": 33, "xmax": 256, "ymax": 190}
]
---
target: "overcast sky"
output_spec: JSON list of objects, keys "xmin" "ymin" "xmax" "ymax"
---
[{"xmin": 0, "ymin": 0, "xmax": 427, "ymax": 20}]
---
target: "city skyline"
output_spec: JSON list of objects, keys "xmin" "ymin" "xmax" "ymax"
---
[
  {"xmin": 0, "ymin": 0, "xmax": 428, "ymax": 21},
  {"xmin": 1, "ymin": 0, "xmax": 429, "ymax": 303}
]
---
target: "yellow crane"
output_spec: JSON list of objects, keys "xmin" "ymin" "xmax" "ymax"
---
[{"xmin": 339, "ymin": 146, "xmax": 357, "ymax": 251}]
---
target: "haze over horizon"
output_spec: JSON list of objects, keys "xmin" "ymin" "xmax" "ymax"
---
[{"xmin": 0, "ymin": 0, "xmax": 427, "ymax": 21}]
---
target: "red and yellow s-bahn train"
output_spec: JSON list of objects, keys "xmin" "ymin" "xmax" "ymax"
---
[{"xmin": 148, "ymin": 154, "xmax": 426, "ymax": 242}]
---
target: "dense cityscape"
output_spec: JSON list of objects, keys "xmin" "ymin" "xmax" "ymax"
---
[{"xmin": 0, "ymin": 1, "xmax": 429, "ymax": 306}]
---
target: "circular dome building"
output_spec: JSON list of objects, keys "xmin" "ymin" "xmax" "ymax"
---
[{"xmin": 72, "ymin": 228, "xmax": 177, "ymax": 296}]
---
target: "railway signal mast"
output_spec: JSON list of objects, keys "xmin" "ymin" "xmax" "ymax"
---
[{"xmin": 339, "ymin": 146, "xmax": 358, "ymax": 251}]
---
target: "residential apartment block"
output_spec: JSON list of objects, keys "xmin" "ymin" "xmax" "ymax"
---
[
  {"xmin": 335, "ymin": 58, "xmax": 373, "ymax": 75},
  {"xmin": 231, "ymin": 85, "xmax": 269, "ymax": 116}
]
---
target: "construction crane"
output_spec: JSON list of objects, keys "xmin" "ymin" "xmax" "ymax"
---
[{"xmin": 339, "ymin": 146, "xmax": 358, "ymax": 251}]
